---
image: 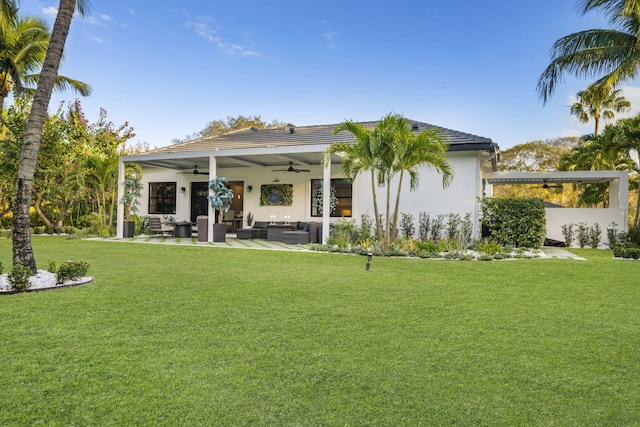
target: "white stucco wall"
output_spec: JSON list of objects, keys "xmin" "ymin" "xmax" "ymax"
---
[
  {"xmin": 545, "ymin": 208, "xmax": 627, "ymax": 248},
  {"xmin": 353, "ymin": 152, "xmax": 484, "ymax": 237},
  {"xmin": 139, "ymin": 164, "xmax": 347, "ymax": 224}
]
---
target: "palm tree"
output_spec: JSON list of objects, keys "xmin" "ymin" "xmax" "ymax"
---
[
  {"xmin": 327, "ymin": 114, "xmax": 454, "ymax": 247},
  {"xmin": 615, "ymin": 114, "xmax": 640, "ymax": 226},
  {"xmin": 570, "ymin": 86, "xmax": 631, "ymax": 134},
  {"xmin": 326, "ymin": 121, "xmax": 388, "ymax": 241},
  {"xmin": 389, "ymin": 118, "xmax": 452, "ymax": 242},
  {"xmin": 538, "ymin": 0, "xmax": 640, "ymax": 103},
  {"xmin": 13, "ymin": 0, "xmax": 89, "ymax": 272},
  {"xmin": 0, "ymin": 15, "xmax": 91, "ymax": 111},
  {"xmin": 0, "ymin": 1, "xmax": 17, "ymax": 37}
]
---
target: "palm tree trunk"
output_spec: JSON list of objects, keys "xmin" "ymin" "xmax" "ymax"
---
[
  {"xmin": 12, "ymin": 0, "xmax": 76, "ymax": 272},
  {"xmin": 385, "ymin": 175, "xmax": 392, "ymax": 247},
  {"xmin": 635, "ymin": 189, "xmax": 640, "ymax": 228},
  {"xmin": 391, "ymin": 171, "xmax": 405, "ymax": 241},
  {"xmin": 370, "ymin": 170, "xmax": 382, "ymax": 241}
]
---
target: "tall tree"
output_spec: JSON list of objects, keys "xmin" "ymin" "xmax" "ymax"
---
[
  {"xmin": 570, "ymin": 86, "xmax": 631, "ymax": 134},
  {"xmin": 614, "ymin": 114, "xmax": 640, "ymax": 226},
  {"xmin": 326, "ymin": 121, "xmax": 387, "ymax": 241},
  {"xmin": 13, "ymin": 0, "xmax": 89, "ymax": 272},
  {"xmin": 388, "ymin": 117, "xmax": 452, "ymax": 242},
  {"xmin": 327, "ymin": 114, "xmax": 454, "ymax": 247},
  {"xmin": 0, "ymin": 0, "xmax": 16, "ymax": 39},
  {"xmin": 558, "ymin": 125, "xmax": 628, "ymax": 207},
  {"xmin": 0, "ymin": 15, "xmax": 91, "ymax": 111},
  {"xmin": 538, "ymin": 0, "xmax": 640, "ymax": 103}
]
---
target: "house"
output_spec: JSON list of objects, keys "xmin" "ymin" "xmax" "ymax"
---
[{"xmin": 116, "ymin": 120, "xmax": 501, "ymax": 242}]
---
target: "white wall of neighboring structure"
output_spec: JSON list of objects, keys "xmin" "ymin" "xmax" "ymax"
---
[{"xmin": 546, "ymin": 208, "xmax": 627, "ymax": 248}]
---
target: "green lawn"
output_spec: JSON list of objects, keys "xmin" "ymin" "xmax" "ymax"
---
[{"xmin": 1, "ymin": 237, "xmax": 639, "ymax": 426}]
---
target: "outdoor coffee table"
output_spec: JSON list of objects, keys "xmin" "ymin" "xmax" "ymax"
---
[{"xmin": 267, "ymin": 224, "xmax": 294, "ymax": 241}]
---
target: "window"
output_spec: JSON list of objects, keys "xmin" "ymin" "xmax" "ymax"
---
[
  {"xmin": 311, "ymin": 179, "xmax": 352, "ymax": 217},
  {"xmin": 149, "ymin": 182, "xmax": 176, "ymax": 214}
]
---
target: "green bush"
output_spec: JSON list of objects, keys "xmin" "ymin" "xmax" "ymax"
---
[
  {"xmin": 0, "ymin": 261, "xmax": 3, "ymax": 275},
  {"xmin": 56, "ymin": 260, "xmax": 90, "ymax": 284},
  {"xmin": 613, "ymin": 243, "xmax": 640, "ymax": 259},
  {"xmin": 480, "ymin": 198, "xmax": 546, "ymax": 248},
  {"xmin": 62, "ymin": 225, "xmax": 76, "ymax": 235},
  {"xmin": 476, "ymin": 239, "xmax": 504, "ymax": 255},
  {"xmin": 8, "ymin": 263, "xmax": 32, "ymax": 291}
]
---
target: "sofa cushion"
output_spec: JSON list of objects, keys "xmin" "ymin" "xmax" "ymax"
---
[{"xmin": 253, "ymin": 221, "xmax": 269, "ymax": 229}]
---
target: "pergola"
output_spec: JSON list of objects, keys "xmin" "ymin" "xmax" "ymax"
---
[{"xmin": 483, "ymin": 170, "xmax": 629, "ymax": 244}]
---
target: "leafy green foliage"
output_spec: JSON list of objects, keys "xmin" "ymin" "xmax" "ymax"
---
[
  {"xmin": 55, "ymin": 260, "xmax": 90, "ymax": 284},
  {"xmin": 480, "ymin": 198, "xmax": 546, "ymax": 248},
  {"xmin": 8, "ymin": 262, "xmax": 31, "ymax": 291},
  {"xmin": 399, "ymin": 212, "xmax": 415, "ymax": 238}
]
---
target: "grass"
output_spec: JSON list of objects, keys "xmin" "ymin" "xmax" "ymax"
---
[{"xmin": 1, "ymin": 237, "xmax": 639, "ymax": 426}]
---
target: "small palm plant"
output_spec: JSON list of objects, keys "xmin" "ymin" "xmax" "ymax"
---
[{"xmin": 207, "ymin": 177, "xmax": 234, "ymax": 223}]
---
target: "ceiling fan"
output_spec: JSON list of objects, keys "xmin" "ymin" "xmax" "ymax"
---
[
  {"xmin": 272, "ymin": 162, "xmax": 310, "ymax": 173},
  {"xmin": 533, "ymin": 180, "xmax": 563, "ymax": 189},
  {"xmin": 185, "ymin": 165, "xmax": 209, "ymax": 176}
]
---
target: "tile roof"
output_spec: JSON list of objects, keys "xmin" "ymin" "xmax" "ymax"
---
[{"xmin": 148, "ymin": 120, "xmax": 497, "ymax": 154}]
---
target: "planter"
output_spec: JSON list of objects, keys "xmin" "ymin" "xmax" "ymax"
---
[
  {"xmin": 213, "ymin": 223, "xmax": 227, "ymax": 242},
  {"xmin": 123, "ymin": 220, "xmax": 135, "ymax": 238}
]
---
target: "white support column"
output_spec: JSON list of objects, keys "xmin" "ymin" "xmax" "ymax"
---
[
  {"xmin": 207, "ymin": 156, "xmax": 216, "ymax": 242},
  {"xmin": 116, "ymin": 159, "xmax": 126, "ymax": 238},
  {"xmin": 322, "ymin": 155, "xmax": 331, "ymax": 244}
]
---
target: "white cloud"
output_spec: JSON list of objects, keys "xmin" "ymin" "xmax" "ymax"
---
[
  {"xmin": 43, "ymin": 6, "xmax": 57, "ymax": 17},
  {"xmin": 323, "ymin": 30, "xmax": 340, "ymax": 48},
  {"xmin": 324, "ymin": 30, "xmax": 339, "ymax": 40},
  {"xmin": 186, "ymin": 17, "xmax": 260, "ymax": 57},
  {"xmin": 100, "ymin": 14, "xmax": 112, "ymax": 23}
]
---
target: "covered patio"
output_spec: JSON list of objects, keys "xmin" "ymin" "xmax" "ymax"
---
[
  {"xmin": 484, "ymin": 170, "xmax": 629, "ymax": 246},
  {"xmin": 117, "ymin": 143, "xmax": 343, "ymax": 242}
]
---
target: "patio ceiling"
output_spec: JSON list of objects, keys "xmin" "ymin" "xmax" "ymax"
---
[{"xmin": 121, "ymin": 144, "xmax": 343, "ymax": 173}]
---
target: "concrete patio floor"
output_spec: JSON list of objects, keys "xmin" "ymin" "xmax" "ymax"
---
[
  {"xmin": 98, "ymin": 234, "xmax": 587, "ymax": 260},
  {"xmin": 103, "ymin": 233, "xmax": 314, "ymax": 252}
]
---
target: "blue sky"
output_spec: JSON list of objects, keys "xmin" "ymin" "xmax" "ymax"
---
[{"xmin": 18, "ymin": 1, "xmax": 640, "ymax": 150}]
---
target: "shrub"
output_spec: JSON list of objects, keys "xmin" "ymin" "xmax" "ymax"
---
[
  {"xmin": 589, "ymin": 223, "xmax": 602, "ymax": 248},
  {"xmin": 399, "ymin": 213, "xmax": 415, "ymax": 238},
  {"xmin": 476, "ymin": 239, "xmax": 504, "ymax": 256},
  {"xmin": 8, "ymin": 263, "xmax": 32, "ymax": 291},
  {"xmin": 62, "ymin": 225, "xmax": 76, "ymax": 235},
  {"xmin": 607, "ymin": 222, "xmax": 621, "ymax": 249},
  {"xmin": 0, "ymin": 261, "xmax": 3, "ymax": 275},
  {"xmin": 628, "ymin": 225, "xmax": 640, "ymax": 246},
  {"xmin": 576, "ymin": 222, "xmax": 589, "ymax": 248},
  {"xmin": 329, "ymin": 219, "xmax": 359, "ymax": 249},
  {"xmin": 359, "ymin": 213, "xmax": 374, "ymax": 241},
  {"xmin": 561, "ymin": 223, "xmax": 574, "ymax": 247},
  {"xmin": 480, "ymin": 198, "xmax": 546, "ymax": 248},
  {"xmin": 418, "ymin": 212, "xmax": 430, "ymax": 240},
  {"xmin": 431, "ymin": 215, "xmax": 445, "ymax": 240},
  {"xmin": 56, "ymin": 260, "xmax": 90, "ymax": 284}
]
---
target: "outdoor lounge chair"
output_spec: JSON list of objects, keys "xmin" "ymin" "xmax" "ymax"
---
[
  {"xmin": 223, "ymin": 210, "xmax": 236, "ymax": 231},
  {"xmin": 148, "ymin": 215, "xmax": 174, "ymax": 236}
]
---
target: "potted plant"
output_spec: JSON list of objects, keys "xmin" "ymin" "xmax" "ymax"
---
[
  {"xmin": 207, "ymin": 176, "xmax": 234, "ymax": 242},
  {"xmin": 246, "ymin": 212, "xmax": 253, "ymax": 228},
  {"xmin": 120, "ymin": 172, "xmax": 143, "ymax": 238}
]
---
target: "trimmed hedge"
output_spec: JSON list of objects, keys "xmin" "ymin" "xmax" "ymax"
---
[{"xmin": 480, "ymin": 198, "xmax": 546, "ymax": 249}]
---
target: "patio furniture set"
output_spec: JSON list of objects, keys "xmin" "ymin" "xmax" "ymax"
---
[{"xmin": 237, "ymin": 221, "xmax": 322, "ymax": 244}]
